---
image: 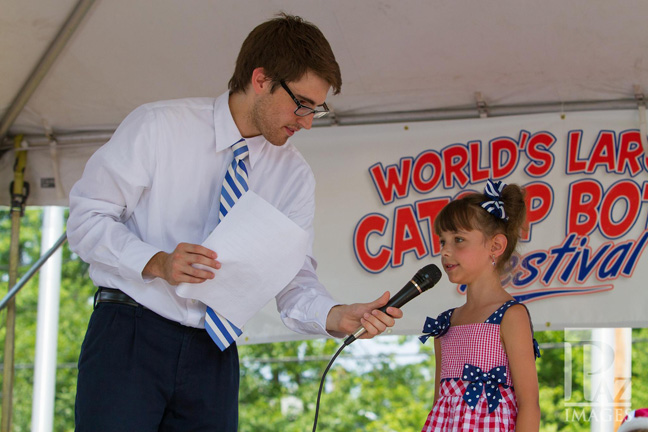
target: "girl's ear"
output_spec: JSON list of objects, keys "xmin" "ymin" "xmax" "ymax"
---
[{"xmin": 491, "ymin": 233, "xmax": 508, "ymax": 258}]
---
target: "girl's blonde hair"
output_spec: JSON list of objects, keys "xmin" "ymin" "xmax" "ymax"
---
[{"xmin": 433, "ymin": 183, "xmax": 527, "ymax": 273}]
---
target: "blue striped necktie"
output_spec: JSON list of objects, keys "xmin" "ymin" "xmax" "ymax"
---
[{"xmin": 205, "ymin": 138, "xmax": 249, "ymax": 350}]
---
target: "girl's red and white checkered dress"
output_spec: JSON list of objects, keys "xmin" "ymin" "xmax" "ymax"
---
[{"xmin": 419, "ymin": 300, "xmax": 539, "ymax": 432}]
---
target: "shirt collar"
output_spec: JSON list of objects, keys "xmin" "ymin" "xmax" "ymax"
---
[{"xmin": 213, "ymin": 91, "xmax": 267, "ymax": 169}]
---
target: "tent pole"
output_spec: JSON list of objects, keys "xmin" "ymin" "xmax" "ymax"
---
[
  {"xmin": 0, "ymin": 97, "xmax": 641, "ymax": 150},
  {"xmin": 31, "ymin": 207, "xmax": 64, "ymax": 432},
  {"xmin": 613, "ymin": 328, "xmax": 632, "ymax": 430},
  {"xmin": 1, "ymin": 137, "xmax": 28, "ymax": 432},
  {"xmin": 0, "ymin": 0, "xmax": 98, "ymax": 143}
]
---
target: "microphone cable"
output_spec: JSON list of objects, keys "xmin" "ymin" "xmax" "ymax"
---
[{"xmin": 311, "ymin": 339, "xmax": 350, "ymax": 432}]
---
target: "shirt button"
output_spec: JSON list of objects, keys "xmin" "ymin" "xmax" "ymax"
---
[{"xmin": 192, "ymin": 299, "xmax": 197, "ymax": 304}]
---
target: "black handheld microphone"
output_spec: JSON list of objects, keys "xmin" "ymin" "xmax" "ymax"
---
[{"xmin": 343, "ymin": 263, "xmax": 442, "ymax": 346}]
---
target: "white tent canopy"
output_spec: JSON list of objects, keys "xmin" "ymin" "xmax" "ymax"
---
[{"xmin": 2, "ymin": 0, "xmax": 648, "ymax": 139}]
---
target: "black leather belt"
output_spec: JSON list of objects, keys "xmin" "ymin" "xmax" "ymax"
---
[{"xmin": 94, "ymin": 287, "xmax": 141, "ymax": 308}]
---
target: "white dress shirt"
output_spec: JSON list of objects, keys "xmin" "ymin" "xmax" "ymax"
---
[{"xmin": 67, "ymin": 92, "xmax": 339, "ymax": 335}]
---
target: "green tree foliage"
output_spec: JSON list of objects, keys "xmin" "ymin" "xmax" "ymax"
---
[
  {"xmin": 631, "ymin": 328, "xmax": 648, "ymax": 408},
  {"xmin": 1, "ymin": 208, "xmax": 94, "ymax": 431},
  {"xmin": 1, "ymin": 207, "xmax": 647, "ymax": 431}
]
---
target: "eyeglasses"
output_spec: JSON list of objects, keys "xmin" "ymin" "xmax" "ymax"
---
[{"xmin": 280, "ymin": 80, "xmax": 330, "ymax": 119}]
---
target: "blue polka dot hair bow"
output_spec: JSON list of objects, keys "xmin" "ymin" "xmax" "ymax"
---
[
  {"xmin": 418, "ymin": 310, "xmax": 452, "ymax": 344},
  {"xmin": 461, "ymin": 363, "xmax": 508, "ymax": 413},
  {"xmin": 480, "ymin": 179, "xmax": 508, "ymax": 221}
]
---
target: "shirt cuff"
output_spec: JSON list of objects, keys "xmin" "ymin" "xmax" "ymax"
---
[
  {"xmin": 118, "ymin": 240, "xmax": 163, "ymax": 283},
  {"xmin": 313, "ymin": 296, "xmax": 343, "ymax": 338},
  {"xmin": 280, "ymin": 295, "xmax": 342, "ymax": 338}
]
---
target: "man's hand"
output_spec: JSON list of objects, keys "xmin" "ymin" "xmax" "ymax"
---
[
  {"xmin": 142, "ymin": 243, "xmax": 221, "ymax": 285},
  {"xmin": 326, "ymin": 291, "xmax": 403, "ymax": 339}
]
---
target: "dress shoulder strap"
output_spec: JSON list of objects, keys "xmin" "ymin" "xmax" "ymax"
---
[
  {"xmin": 487, "ymin": 299, "xmax": 541, "ymax": 359},
  {"xmin": 484, "ymin": 299, "xmax": 518, "ymax": 324}
]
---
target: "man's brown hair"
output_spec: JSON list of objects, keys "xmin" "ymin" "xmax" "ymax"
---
[{"xmin": 228, "ymin": 13, "xmax": 342, "ymax": 95}]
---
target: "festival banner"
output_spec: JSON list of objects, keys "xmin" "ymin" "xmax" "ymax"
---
[{"xmin": 242, "ymin": 109, "xmax": 648, "ymax": 343}]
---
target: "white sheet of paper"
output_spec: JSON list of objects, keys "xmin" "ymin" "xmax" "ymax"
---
[{"xmin": 176, "ymin": 191, "xmax": 308, "ymax": 329}]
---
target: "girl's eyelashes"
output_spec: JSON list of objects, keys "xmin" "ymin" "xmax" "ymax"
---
[{"xmin": 439, "ymin": 236, "xmax": 464, "ymax": 247}]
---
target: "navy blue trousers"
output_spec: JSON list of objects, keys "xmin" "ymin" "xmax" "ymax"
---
[{"xmin": 75, "ymin": 302, "xmax": 239, "ymax": 432}]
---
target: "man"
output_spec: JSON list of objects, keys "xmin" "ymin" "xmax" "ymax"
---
[{"xmin": 67, "ymin": 13, "xmax": 402, "ymax": 432}]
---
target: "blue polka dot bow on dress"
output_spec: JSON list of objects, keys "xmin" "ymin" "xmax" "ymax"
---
[
  {"xmin": 461, "ymin": 363, "xmax": 508, "ymax": 413},
  {"xmin": 418, "ymin": 310, "xmax": 452, "ymax": 343},
  {"xmin": 480, "ymin": 179, "xmax": 508, "ymax": 221}
]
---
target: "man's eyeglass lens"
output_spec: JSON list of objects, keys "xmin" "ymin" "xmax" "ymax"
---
[{"xmin": 281, "ymin": 81, "xmax": 329, "ymax": 118}]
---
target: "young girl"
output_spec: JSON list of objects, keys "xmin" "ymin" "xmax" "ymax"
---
[{"xmin": 419, "ymin": 179, "xmax": 541, "ymax": 432}]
